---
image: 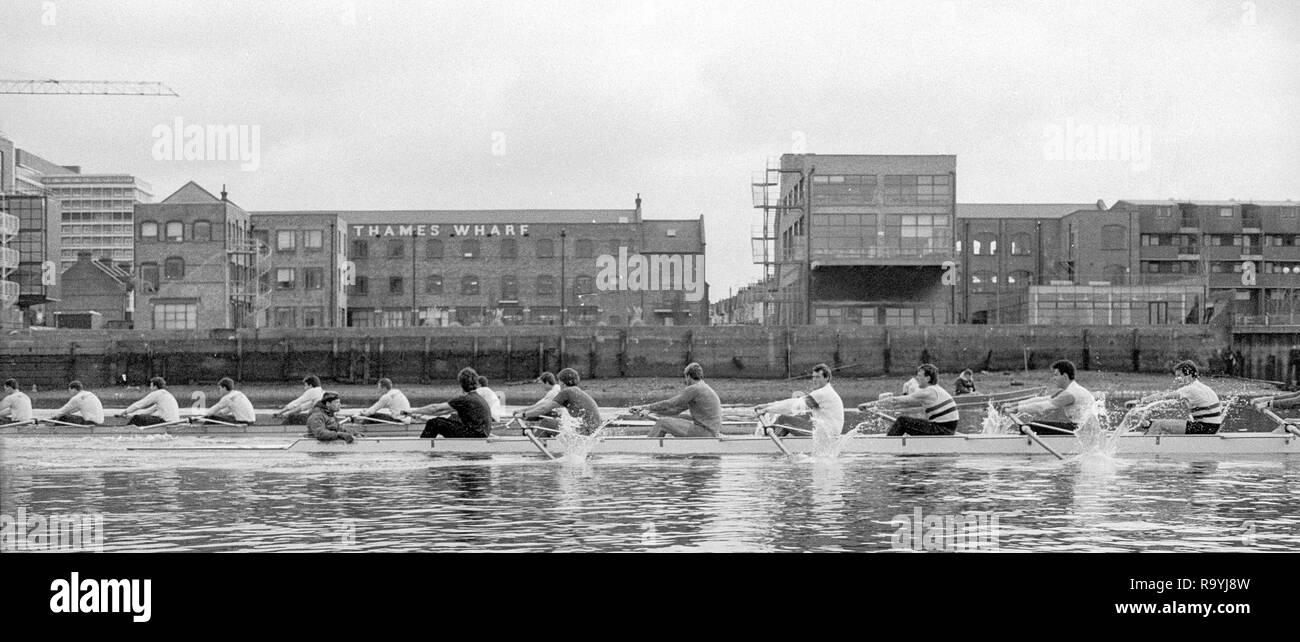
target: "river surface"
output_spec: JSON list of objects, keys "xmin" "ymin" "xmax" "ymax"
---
[{"xmin": 2, "ymin": 434, "xmax": 1297, "ymax": 552}]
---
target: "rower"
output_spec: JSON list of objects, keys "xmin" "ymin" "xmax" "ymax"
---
[
  {"xmin": 514, "ymin": 367, "xmax": 602, "ymax": 435},
  {"xmin": 753, "ymin": 362, "xmax": 845, "ymax": 437},
  {"xmin": 403, "ymin": 367, "xmax": 493, "ymax": 438},
  {"xmin": 307, "ymin": 391, "xmax": 359, "ymax": 443},
  {"xmin": 49, "ymin": 380, "xmax": 104, "ymax": 425},
  {"xmin": 1130, "ymin": 361, "xmax": 1223, "ymax": 435},
  {"xmin": 536, "ymin": 372, "xmax": 561, "ymax": 405},
  {"xmin": 629, "ymin": 362, "xmax": 722, "ymax": 438},
  {"xmin": 1002, "ymin": 359, "xmax": 1096, "ymax": 434},
  {"xmin": 201, "ymin": 377, "xmax": 257, "ymax": 425},
  {"xmin": 0, "ymin": 378, "xmax": 34, "ymax": 424},
  {"xmin": 271, "ymin": 375, "xmax": 324, "ymax": 424},
  {"xmin": 872, "ymin": 364, "xmax": 960, "ymax": 436},
  {"xmin": 475, "ymin": 375, "xmax": 505, "ymax": 421},
  {"xmin": 355, "ymin": 378, "xmax": 411, "ymax": 424},
  {"xmin": 119, "ymin": 376, "xmax": 181, "ymax": 427}
]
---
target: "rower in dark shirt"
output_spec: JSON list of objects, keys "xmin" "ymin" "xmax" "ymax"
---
[
  {"xmin": 515, "ymin": 368, "xmax": 602, "ymax": 435},
  {"xmin": 404, "ymin": 367, "xmax": 494, "ymax": 438}
]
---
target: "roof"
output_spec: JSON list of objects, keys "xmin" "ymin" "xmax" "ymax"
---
[
  {"xmin": 956, "ymin": 203, "xmax": 1098, "ymax": 219},
  {"xmin": 1112, "ymin": 199, "xmax": 1299, "ymax": 207},
  {"xmin": 160, "ymin": 181, "xmax": 222, "ymax": 205},
  {"xmin": 253, "ymin": 209, "xmax": 640, "ymax": 225}
]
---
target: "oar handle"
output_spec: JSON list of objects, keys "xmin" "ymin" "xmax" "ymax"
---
[{"xmin": 1019, "ymin": 424, "xmax": 1065, "ymax": 460}]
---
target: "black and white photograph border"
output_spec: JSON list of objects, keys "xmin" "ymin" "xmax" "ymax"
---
[{"xmin": 0, "ymin": 0, "xmax": 1297, "ymax": 625}]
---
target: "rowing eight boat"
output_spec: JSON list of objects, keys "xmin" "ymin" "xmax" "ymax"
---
[{"xmin": 125, "ymin": 430, "xmax": 1300, "ymax": 456}]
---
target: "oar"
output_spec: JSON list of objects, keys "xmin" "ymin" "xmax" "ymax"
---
[
  {"xmin": 1258, "ymin": 407, "xmax": 1300, "ymax": 437},
  {"xmin": 756, "ymin": 414, "xmax": 793, "ymax": 457},
  {"xmin": 0, "ymin": 418, "xmax": 36, "ymax": 429},
  {"xmin": 189, "ymin": 416, "xmax": 245, "ymax": 428},
  {"xmin": 511, "ymin": 418, "xmax": 556, "ymax": 460},
  {"xmin": 1014, "ymin": 420, "xmax": 1064, "ymax": 459},
  {"xmin": 1025, "ymin": 421, "xmax": 1076, "ymax": 436},
  {"xmin": 38, "ymin": 418, "xmax": 87, "ymax": 428}
]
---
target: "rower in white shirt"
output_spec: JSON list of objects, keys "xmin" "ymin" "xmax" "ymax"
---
[
  {"xmin": 271, "ymin": 375, "xmax": 324, "ymax": 424},
  {"xmin": 475, "ymin": 375, "xmax": 505, "ymax": 421},
  {"xmin": 1003, "ymin": 359, "xmax": 1097, "ymax": 435},
  {"xmin": 201, "ymin": 377, "xmax": 257, "ymax": 425},
  {"xmin": 753, "ymin": 363, "xmax": 845, "ymax": 437},
  {"xmin": 119, "ymin": 376, "xmax": 181, "ymax": 427},
  {"xmin": 0, "ymin": 378, "xmax": 34, "ymax": 424},
  {"xmin": 355, "ymin": 378, "xmax": 411, "ymax": 424},
  {"xmin": 50, "ymin": 380, "xmax": 104, "ymax": 425},
  {"xmin": 1132, "ymin": 361, "xmax": 1224, "ymax": 435}
]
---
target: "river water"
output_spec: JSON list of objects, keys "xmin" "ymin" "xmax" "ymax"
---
[{"xmin": 3, "ymin": 434, "xmax": 1298, "ymax": 552}]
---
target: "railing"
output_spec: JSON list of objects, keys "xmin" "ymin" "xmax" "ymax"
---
[
  {"xmin": 0, "ymin": 247, "xmax": 19, "ymax": 270},
  {"xmin": 0, "ymin": 279, "xmax": 18, "ymax": 304},
  {"xmin": 0, "ymin": 212, "xmax": 18, "ymax": 237},
  {"xmin": 812, "ymin": 246, "xmax": 955, "ymax": 261},
  {"xmin": 1236, "ymin": 314, "xmax": 1300, "ymax": 326}
]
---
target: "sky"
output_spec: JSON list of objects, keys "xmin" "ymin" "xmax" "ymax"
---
[{"xmin": 2, "ymin": 0, "xmax": 1298, "ymax": 301}]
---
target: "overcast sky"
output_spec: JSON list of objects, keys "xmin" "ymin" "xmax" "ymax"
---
[{"xmin": 2, "ymin": 0, "xmax": 1297, "ymax": 300}]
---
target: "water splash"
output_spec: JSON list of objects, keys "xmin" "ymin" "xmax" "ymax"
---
[
  {"xmin": 981, "ymin": 400, "xmax": 1017, "ymax": 434},
  {"xmin": 553, "ymin": 414, "xmax": 610, "ymax": 464}
]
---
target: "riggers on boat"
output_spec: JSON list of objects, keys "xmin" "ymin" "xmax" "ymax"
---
[{"xmin": 127, "ymin": 429, "xmax": 1300, "ymax": 456}]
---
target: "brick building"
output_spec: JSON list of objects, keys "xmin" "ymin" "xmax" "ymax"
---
[{"xmin": 248, "ymin": 212, "xmax": 349, "ymax": 328}]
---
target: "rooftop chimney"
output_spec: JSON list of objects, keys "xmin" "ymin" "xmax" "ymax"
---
[{"xmin": 221, "ymin": 184, "xmax": 228, "ymax": 201}]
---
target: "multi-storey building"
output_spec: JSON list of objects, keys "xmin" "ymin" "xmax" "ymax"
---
[
  {"xmin": 0, "ymin": 194, "xmax": 61, "ymax": 326},
  {"xmin": 248, "ymin": 212, "xmax": 349, "ymax": 328},
  {"xmin": 753, "ymin": 154, "xmax": 956, "ymax": 325},
  {"xmin": 132, "ymin": 182, "xmax": 255, "ymax": 330},
  {"xmin": 41, "ymin": 173, "xmax": 153, "ymax": 270},
  {"xmin": 258, "ymin": 197, "xmax": 709, "ymax": 327}
]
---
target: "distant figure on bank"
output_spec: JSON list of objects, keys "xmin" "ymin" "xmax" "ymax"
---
[
  {"xmin": 515, "ymin": 368, "xmax": 602, "ymax": 435},
  {"xmin": 475, "ymin": 375, "xmax": 505, "ymax": 421},
  {"xmin": 630, "ymin": 362, "xmax": 723, "ymax": 438},
  {"xmin": 272, "ymin": 375, "xmax": 324, "ymax": 424},
  {"xmin": 873, "ymin": 364, "xmax": 960, "ymax": 436},
  {"xmin": 357, "ymin": 378, "xmax": 411, "ymax": 424},
  {"xmin": 753, "ymin": 363, "xmax": 845, "ymax": 437},
  {"xmin": 120, "ymin": 376, "xmax": 180, "ymax": 427},
  {"xmin": 202, "ymin": 377, "xmax": 257, "ymax": 425},
  {"xmin": 0, "ymin": 378, "xmax": 34, "ymax": 424},
  {"xmin": 307, "ymin": 391, "xmax": 360, "ymax": 443},
  {"xmin": 51, "ymin": 380, "xmax": 104, "ymax": 425},
  {"xmin": 404, "ymin": 368, "xmax": 493, "ymax": 438},
  {"xmin": 954, "ymin": 369, "xmax": 976, "ymax": 396},
  {"xmin": 1003, "ymin": 359, "xmax": 1096, "ymax": 435},
  {"xmin": 1133, "ymin": 361, "xmax": 1223, "ymax": 435}
]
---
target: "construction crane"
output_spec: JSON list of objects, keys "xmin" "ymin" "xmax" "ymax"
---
[{"xmin": 0, "ymin": 80, "xmax": 178, "ymax": 96}]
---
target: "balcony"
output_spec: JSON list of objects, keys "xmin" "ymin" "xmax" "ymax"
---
[
  {"xmin": 0, "ymin": 212, "xmax": 18, "ymax": 237},
  {"xmin": 1263, "ymin": 246, "xmax": 1300, "ymax": 261},
  {"xmin": 811, "ymin": 246, "xmax": 954, "ymax": 266},
  {"xmin": 0, "ymin": 247, "xmax": 18, "ymax": 270},
  {"xmin": 1258, "ymin": 274, "xmax": 1300, "ymax": 288},
  {"xmin": 0, "ymin": 279, "xmax": 17, "ymax": 304},
  {"xmin": 1202, "ymin": 245, "xmax": 1242, "ymax": 261}
]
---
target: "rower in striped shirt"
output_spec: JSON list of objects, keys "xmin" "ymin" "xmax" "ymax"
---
[
  {"xmin": 875, "ymin": 364, "xmax": 960, "ymax": 436},
  {"xmin": 1134, "ymin": 361, "xmax": 1224, "ymax": 435}
]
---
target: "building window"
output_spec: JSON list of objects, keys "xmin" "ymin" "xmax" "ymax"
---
[
  {"xmin": 501, "ymin": 275, "xmax": 519, "ymax": 300},
  {"xmin": 426, "ymin": 239, "xmax": 443, "ymax": 259},
  {"xmin": 276, "ymin": 230, "xmax": 296, "ymax": 251},
  {"xmin": 304, "ymin": 267, "xmax": 324, "ymax": 290},
  {"xmin": 1101, "ymin": 225, "xmax": 1127, "ymax": 250},
  {"xmin": 1008, "ymin": 270, "xmax": 1033, "ymax": 285},
  {"xmin": 425, "ymin": 274, "xmax": 444, "ymax": 294},
  {"xmin": 304, "ymin": 230, "xmax": 324, "ymax": 250},
  {"xmin": 193, "ymin": 220, "xmax": 212, "ymax": 242},
  {"xmin": 165, "ymin": 221, "xmax": 184, "ymax": 242},
  {"xmin": 154, "ymin": 303, "xmax": 197, "ymax": 330},
  {"xmin": 1010, "ymin": 233, "xmax": 1032, "ymax": 255},
  {"xmin": 462, "ymin": 239, "xmax": 480, "ymax": 258},
  {"xmin": 139, "ymin": 221, "xmax": 158, "ymax": 240},
  {"xmin": 536, "ymin": 274, "xmax": 556, "ymax": 296},
  {"xmin": 140, "ymin": 263, "xmax": 160, "ymax": 293},
  {"xmin": 537, "ymin": 239, "xmax": 555, "ymax": 258},
  {"xmin": 575, "ymin": 239, "xmax": 594, "ymax": 258},
  {"xmin": 574, "ymin": 275, "xmax": 595, "ymax": 295},
  {"xmin": 351, "ymin": 239, "xmax": 369, "ymax": 259},
  {"xmin": 350, "ymin": 275, "xmax": 368, "ymax": 296},
  {"xmin": 973, "ymin": 234, "xmax": 997, "ymax": 256},
  {"xmin": 276, "ymin": 268, "xmax": 296, "ymax": 289},
  {"xmin": 1219, "ymin": 207, "xmax": 1234, "ymax": 218},
  {"xmin": 163, "ymin": 257, "xmax": 185, "ymax": 279},
  {"xmin": 303, "ymin": 308, "xmax": 325, "ymax": 328},
  {"xmin": 389, "ymin": 276, "xmax": 404, "ymax": 294},
  {"xmin": 461, "ymin": 275, "xmax": 480, "ymax": 295},
  {"xmin": 501, "ymin": 238, "xmax": 517, "ymax": 259},
  {"xmin": 972, "ymin": 240, "xmax": 982, "ymax": 255},
  {"xmin": 387, "ymin": 239, "xmax": 405, "ymax": 258}
]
